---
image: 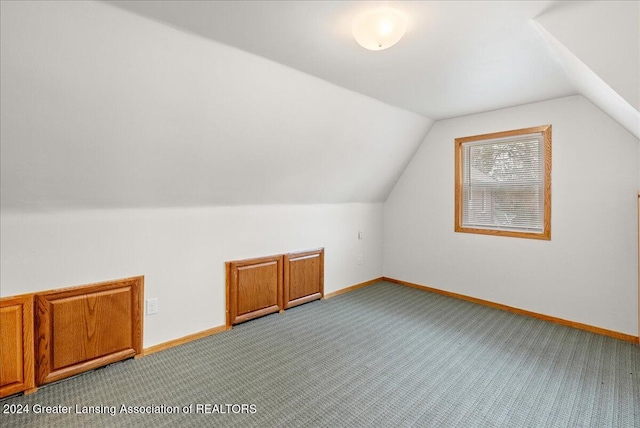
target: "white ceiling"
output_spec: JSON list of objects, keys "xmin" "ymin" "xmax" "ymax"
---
[
  {"xmin": 107, "ymin": 0, "xmax": 579, "ymax": 120},
  {"xmin": 0, "ymin": 0, "xmax": 431, "ymax": 210},
  {"xmin": 1, "ymin": 1, "xmax": 637, "ymax": 212}
]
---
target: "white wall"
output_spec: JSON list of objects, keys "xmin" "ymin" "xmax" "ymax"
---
[
  {"xmin": 0, "ymin": 1, "xmax": 406, "ymax": 348},
  {"xmin": 1, "ymin": 203, "xmax": 383, "ymax": 347},
  {"xmin": 384, "ymin": 95, "xmax": 639, "ymax": 336}
]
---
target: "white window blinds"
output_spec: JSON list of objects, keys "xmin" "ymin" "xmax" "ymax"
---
[{"xmin": 461, "ymin": 132, "xmax": 545, "ymax": 233}]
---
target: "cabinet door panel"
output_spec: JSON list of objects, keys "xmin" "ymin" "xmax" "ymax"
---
[
  {"xmin": 227, "ymin": 255, "xmax": 283, "ymax": 325},
  {"xmin": 0, "ymin": 295, "xmax": 35, "ymax": 398},
  {"xmin": 35, "ymin": 277, "xmax": 143, "ymax": 386},
  {"xmin": 49, "ymin": 289, "xmax": 133, "ymax": 371},
  {"xmin": 284, "ymin": 248, "xmax": 324, "ymax": 309}
]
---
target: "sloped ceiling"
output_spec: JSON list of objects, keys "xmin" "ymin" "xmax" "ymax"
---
[
  {"xmin": 109, "ymin": 0, "xmax": 639, "ymax": 134},
  {"xmin": 534, "ymin": 1, "xmax": 640, "ymax": 139},
  {"xmin": 1, "ymin": 1, "xmax": 638, "ymax": 212},
  {"xmin": 107, "ymin": 0, "xmax": 576, "ymax": 120},
  {"xmin": 0, "ymin": 1, "xmax": 430, "ymax": 211},
  {"xmin": 535, "ymin": 1, "xmax": 639, "ymax": 111}
]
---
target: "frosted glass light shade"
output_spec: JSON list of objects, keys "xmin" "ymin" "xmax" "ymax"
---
[{"xmin": 352, "ymin": 9, "xmax": 408, "ymax": 51}]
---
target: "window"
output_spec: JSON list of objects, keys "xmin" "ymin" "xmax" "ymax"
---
[{"xmin": 455, "ymin": 125, "xmax": 551, "ymax": 240}]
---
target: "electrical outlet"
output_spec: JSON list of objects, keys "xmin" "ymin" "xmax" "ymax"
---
[
  {"xmin": 146, "ymin": 298, "xmax": 158, "ymax": 315},
  {"xmin": 358, "ymin": 230, "xmax": 364, "ymax": 240},
  {"xmin": 357, "ymin": 254, "xmax": 363, "ymax": 265}
]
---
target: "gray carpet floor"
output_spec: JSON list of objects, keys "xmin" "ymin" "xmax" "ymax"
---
[{"xmin": 1, "ymin": 281, "xmax": 638, "ymax": 427}]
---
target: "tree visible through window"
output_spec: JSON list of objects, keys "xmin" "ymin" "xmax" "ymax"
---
[{"xmin": 455, "ymin": 125, "xmax": 551, "ymax": 240}]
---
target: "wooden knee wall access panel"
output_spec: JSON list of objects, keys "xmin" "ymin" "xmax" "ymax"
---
[
  {"xmin": 0, "ymin": 294, "xmax": 35, "ymax": 398},
  {"xmin": 34, "ymin": 276, "xmax": 144, "ymax": 386},
  {"xmin": 283, "ymin": 249, "xmax": 324, "ymax": 310},
  {"xmin": 226, "ymin": 254, "xmax": 284, "ymax": 326},
  {"xmin": 227, "ymin": 248, "xmax": 324, "ymax": 326}
]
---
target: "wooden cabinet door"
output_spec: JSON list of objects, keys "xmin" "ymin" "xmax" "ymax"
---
[
  {"xmin": 283, "ymin": 248, "xmax": 324, "ymax": 309},
  {"xmin": 227, "ymin": 255, "xmax": 283, "ymax": 325},
  {"xmin": 34, "ymin": 277, "xmax": 143, "ymax": 386},
  {"xmin": 0, "ymin": 295, "xmax": 35, "ymax": 398}
]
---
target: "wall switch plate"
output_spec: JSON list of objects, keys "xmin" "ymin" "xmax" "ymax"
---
[{"xmin": 146, "ymin": 298, "xmax": 158, "ymax": 315}]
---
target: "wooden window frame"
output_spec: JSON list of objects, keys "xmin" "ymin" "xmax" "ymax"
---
[{"xmin": 454, "ymin": 125, "xmax": 552, "ymax": 240}]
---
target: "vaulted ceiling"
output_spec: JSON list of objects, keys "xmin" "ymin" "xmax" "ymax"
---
[
  {"xmin": 107, "ymin": 1, "xmax": 574, "ymax": 120},
  {"xmin": 1, "ymin": 1, "xmax": 638, "ymax": 212},
  {"xmin": 108, "ymin": 1, "xmax": 639, "ymax": 126}
]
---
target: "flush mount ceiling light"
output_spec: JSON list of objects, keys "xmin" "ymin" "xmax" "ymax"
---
[{"xmin": 352, "ymin": 8, "xmax": 408, "ymax": 51}]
